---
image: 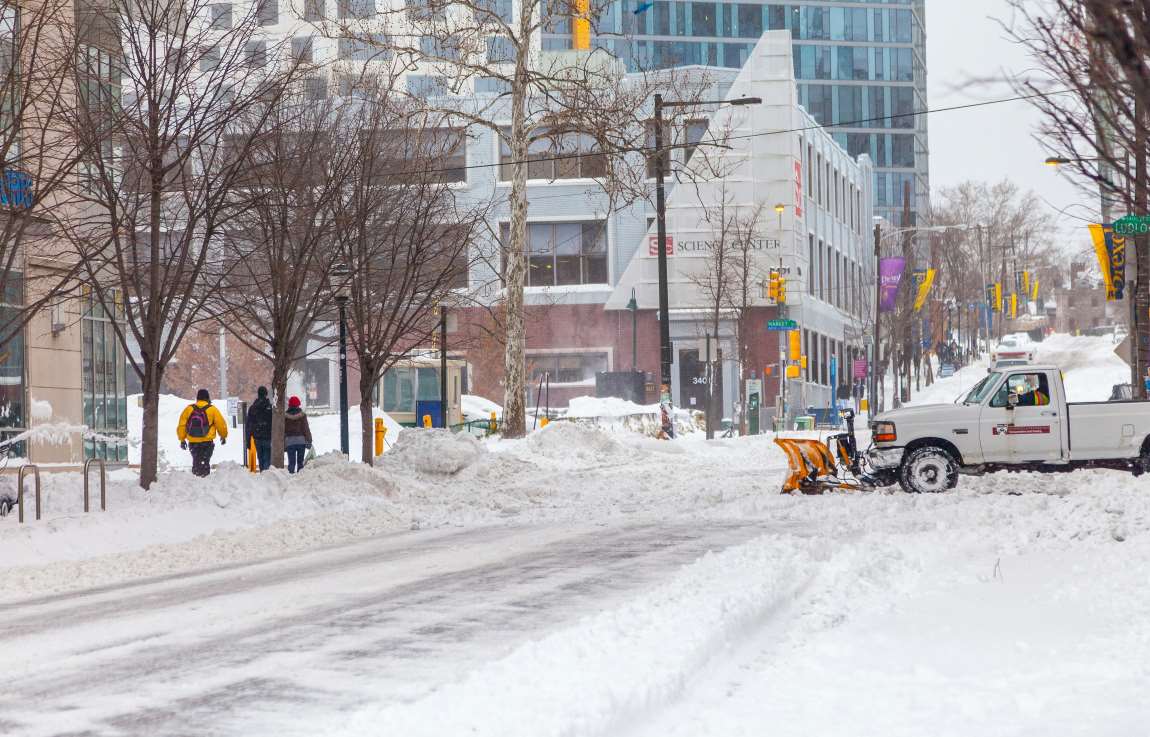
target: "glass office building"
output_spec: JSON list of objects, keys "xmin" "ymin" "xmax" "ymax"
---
[{"xmin": 545, "ymin": 0, "xmax": 928, "ymax": 228}]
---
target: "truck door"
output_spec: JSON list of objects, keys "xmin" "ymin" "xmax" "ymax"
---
[{"xmin": 979, "ymin": 371, "xmax": 1063, "ymax": 463}]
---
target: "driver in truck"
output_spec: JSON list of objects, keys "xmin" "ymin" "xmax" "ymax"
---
[{"xmin": 1015, "ymin": 374, "xmax": 1050, "ymax": 407}]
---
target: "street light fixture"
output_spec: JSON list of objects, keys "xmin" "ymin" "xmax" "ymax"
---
[
  {"xmin": 653, "ymin": 93, "xmax": 761, "ymax": 438},
  {"xmin": 625, "ymin": 287, "xmax": 639, "ymax": 371},
  {"xmin": 774, "ymin": 202, "xmax": 785, "ymax": 229},
  {"xmin": 330, "ymin": 261, "xmax": 351, "ymax": 456}
]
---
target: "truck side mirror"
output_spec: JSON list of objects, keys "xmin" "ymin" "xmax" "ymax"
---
[{"xmin": 1007, "ymin": 393, "xmax": 1019, "ymax": 410}]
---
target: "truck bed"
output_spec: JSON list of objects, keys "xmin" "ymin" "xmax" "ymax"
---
[{"xmin": 1067, "ymin": 400, "xmax": 1150, "ymax": 460}]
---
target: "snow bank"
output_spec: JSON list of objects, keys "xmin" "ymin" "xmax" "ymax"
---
[
  {"xmin": 527, "ymin": 421, "xmax": 627, "ymax": 460},
  {"xmin": 380, "ymin": 429, "xmax": 484, "ymax": 476}
]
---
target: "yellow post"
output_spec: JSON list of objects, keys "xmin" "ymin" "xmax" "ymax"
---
[
  {"xmin": 540, "ymin": 417, "xmax": 550, "ymax": 428},
  {"xmin": 247, "ymin": 437, "xmax": 258, "ymax": 473},
  {"xmin": 489, "ymin": 411, "xmax": 497, "ymax": 434},
  {"xmin": 423, "ymin": 414, "xmax": 432, "ymax": 428},
  {"xmin": 860, "ymin": 398, "xmax": 869, "ymax": 412},
  {"xmin": 374, "ymin": 417, "xmax": 385, "ymax": 456}
]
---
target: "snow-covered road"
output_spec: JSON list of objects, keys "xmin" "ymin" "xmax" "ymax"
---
[
  {"xmin": 1, "ymin": 522, "xmax": 773, "ymax": 737},
  {"xmin": 4, "ymin": 335, "xmax": 1150, "ymax": 736}
]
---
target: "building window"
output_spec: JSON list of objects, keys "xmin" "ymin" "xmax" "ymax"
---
[
  {"xmin": 257, "ymin": 0, "xmax": 278, "ymax": 25},
  {"xmin": 243, "ymin": 40, "xmax": 267, "ymax": 67},
  {"xmin": 338, "ymin": 34, "xmax": 390, "ymax": 61},
  {"xmin": 338, "ymin": 0, "xmax": 374, "ymax": 18},
  {"xmin": 291, "ymin": 36, "xmax": 314, "ymax": 63},
  {"xmin": 683, "ymin": 118, "xmax": 708, "ymax": 165},
  {"xmin": 500, "ymin": 221, "xmax": 608, "ymax": 287},
  {"xmin": 208, "ymin": 3, "xmax": 232, "ymax": 30},
  {"xmin": 528, "ymin": 352, "xmax": 608, "ymax": 385},
  {"xmin": 78, "ymin": 45, "xmax": 122, "ymax": 193},
  {"xmin": 407, "ymin": 74, "xmax": 448, "ymax": 98},
  {"xmin": 808, "ymin": 234, "xmax": 815, "ymax": 295},
  {"xmin": 0, "ymin": 274, "xmax": 23, "ymax": 456},
  {"xmin": 303, "ymin": 0, "xmax": 323, "ymax": 21},
  {"xmin": 499, "ymin": 127, "xmax": 605, "ymax": 181},
  {"xmin": 303, "ymin": 357, "xmax": 331, "ymax": 406},
  {"xmin": 82, "ymin": 290, "xmax": 128, "ymax": 462},
  {"xmin": 382, "ymin": 367, "xmax": 415, "ymax": 413}
]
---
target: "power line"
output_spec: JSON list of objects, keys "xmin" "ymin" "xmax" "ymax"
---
[{"xmin": 416, "ymin": 88, "xmax": 1072, "ymax": 177}]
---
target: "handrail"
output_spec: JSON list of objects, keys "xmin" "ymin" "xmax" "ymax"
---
[
  {"xmin": 84, "ymin": 458, "xmax": 107, "ymax": 513},
  {"xmin": 17, "ymin": 464, "xmax": 40, "ymax": 523}
]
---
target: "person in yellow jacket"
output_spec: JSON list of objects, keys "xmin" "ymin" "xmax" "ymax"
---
[{"xmin": 177, "ymin": 389, "xmax": 229, "ymax": 477}]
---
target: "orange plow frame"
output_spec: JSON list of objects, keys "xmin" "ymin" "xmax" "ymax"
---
[{"xmin": 774, "ymin": 437, "xmax": 869, "ymax": 494}]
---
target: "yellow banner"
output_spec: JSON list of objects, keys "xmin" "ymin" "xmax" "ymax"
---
[
  {"xmin": 1031, "ymin": 278, "xmax": 1039, "ymax": 301},
  {"xmin": 1089, "ymin": 223, "xmax": 1116, "ymax": 298},
  {"xmin": 913, "ymin": 268, "xmax": 936, "ymax": 312},
  {"xmin": 1010, "ymin": 293, "xmax": 1018, "ymax": 319},
  {"xmin": 994, "ymin": 282, "xmax": 1002, "ymax": 312},
  {"xmin": 1022, "ymin": 270, "xmax": 1030, "ymax": 296}
]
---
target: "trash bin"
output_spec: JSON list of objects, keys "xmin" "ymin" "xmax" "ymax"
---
[{"xmin": 795, "ymin": 415, "xmax": 814, "ymax": 431}]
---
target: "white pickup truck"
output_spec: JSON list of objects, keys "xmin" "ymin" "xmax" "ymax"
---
[{"xmin": 867, "ymin": 365, "xmax": 1150, "ymax": 493}]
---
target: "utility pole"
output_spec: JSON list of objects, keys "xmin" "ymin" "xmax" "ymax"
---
[
  {"xmin": 1133, "ymin": 96, "xmax": 1147, "ymax": 398},
  {"xmin": 871, "ymin": 222, "xmax": 881, "ymax": 415}
]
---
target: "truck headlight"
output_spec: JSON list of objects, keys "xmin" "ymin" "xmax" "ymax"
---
[{"xmin": 871, "ymin": 421, "xmax": 897, "ymax": 443}]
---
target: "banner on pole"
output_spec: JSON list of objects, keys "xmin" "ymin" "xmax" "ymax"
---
[
  {"xmin": 1031, "ymin": 278, "xmax": 1039, "ymax": 301},
  {"xmin": 913, "ymin": 268, "xmax": 936, "ymax": 312},
  {"xmin": 1089, "ymin": 223, "xmax": 1127, "ymax": 300},
  {"xmin": 879, "ymin": 257, "xmax": 906, "ymax": 312},
  {"xmin": 1009, "ymin": 293, "xmax": 1017, "ymax": 319}
]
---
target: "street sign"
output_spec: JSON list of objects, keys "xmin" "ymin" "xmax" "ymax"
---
[
  {"xmin": 1114, "ymin": 215, "xmax": 1150, "ymax": 235},
  {"xmin": 767, "ymin": 319, "xmax": 797, "ymax": 331},
  {"xmin": 853, "ymin": 359, "xmax": 868, "ymax": 379}
]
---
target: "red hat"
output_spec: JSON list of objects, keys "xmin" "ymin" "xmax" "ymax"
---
[{"xmin": 288, "ymin": 396, "xmax": 301, "ymax": 408}]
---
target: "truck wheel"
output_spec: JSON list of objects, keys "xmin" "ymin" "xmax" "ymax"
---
[{"xmin": 899, "ymin": 446, "xmax": 959, "ymax": 493}]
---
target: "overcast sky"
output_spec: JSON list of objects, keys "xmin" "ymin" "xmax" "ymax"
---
[{"xmin": 927, "ymin": 0, "xmax": 1087, "ymax": 247}]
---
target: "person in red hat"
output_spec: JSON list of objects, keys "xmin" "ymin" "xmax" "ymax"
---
[{"xmin": 282, "ymin": 395, "xmax": 313, "ymax": 473}]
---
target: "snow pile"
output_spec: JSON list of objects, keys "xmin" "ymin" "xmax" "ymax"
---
[
  {"xmin": 462, "ymin": 394, "xmax": 502, "ymax": 422},
  {"xmin": 564, "ymin": 395, "xmax": 701, "ymax": 437},
  {"xmin": 380, "ymin": 428, "xmax": 485, "ymax": 476},
  {"xmin": 527, "ymin": 421, "xmax": 627, "ymax": 460}
]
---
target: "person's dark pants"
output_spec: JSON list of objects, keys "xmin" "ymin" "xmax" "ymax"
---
[
  {"xmin": 190, "ymin": 442, "xmax": 215, "ymax": 477},
  {"xmin": 287, "ymin": 445, "xmax": 306, "ymax": 474},
  {"xmin": 255, "ymin": 439, "xmax": 272, "ymax": 471}
]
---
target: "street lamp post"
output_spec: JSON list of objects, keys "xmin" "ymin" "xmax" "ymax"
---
[
  {"xmin": 331, "ymin": 262, "xmax": 351, "ymax": 456},
  {"xmin": 626, "ymin": 287, "xmax": 638, "ymax": 370},
  {"xmin": 653, "ymin": 93, "xmax": 761, "ymax": 438}
]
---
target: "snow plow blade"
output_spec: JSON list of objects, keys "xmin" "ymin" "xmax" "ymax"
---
[{"xmin": 774, "ymin": 437, "xmax": 868, "ymax": 494}]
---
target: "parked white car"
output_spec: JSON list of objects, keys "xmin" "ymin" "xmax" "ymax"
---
[{"xmin": 867, "ymin": 365, "xmax": 1150, "ymax": 492}]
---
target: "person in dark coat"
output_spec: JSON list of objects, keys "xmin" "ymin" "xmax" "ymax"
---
[
  {"xmin": 245, "ymin": 386, "xmax": 274, "ymax": 471},
  {"xmin": 283, "ymin": 395, "xmax": 313, "ymax": 474}
]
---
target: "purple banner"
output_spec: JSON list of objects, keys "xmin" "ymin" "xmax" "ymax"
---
[{"xmin": 879, "ymin": 257, "xmax": 906, "ymax": 312}]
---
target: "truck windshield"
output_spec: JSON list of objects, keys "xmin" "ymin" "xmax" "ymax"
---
[{"xmin": 963, "ymin": 374, "xmax": 1000, "ymax": 405}]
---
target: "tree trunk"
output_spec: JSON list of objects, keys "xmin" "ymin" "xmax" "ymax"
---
[
  {"xmin": 270, "ymin": 368, "xmax": 288, "ymax": 468},
  {"xmin": 359, "ymin": 364, "xmax": 377, "ymax": 465},
  {"xmin": 138, "ymin": 363, "xmax": 163, "ymax": 490},
  {"xmin": 501, "ymin": 60, "xmax": 530, "ymax": 438}
]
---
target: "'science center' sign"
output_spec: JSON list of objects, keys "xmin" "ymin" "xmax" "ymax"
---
[{"xmin": 648, "ymin": 235, "xmax": 781, "ymax": 256}]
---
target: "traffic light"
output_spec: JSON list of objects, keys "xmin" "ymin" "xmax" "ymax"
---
[
  {"xmin": 788, "ymin": 330, "xmax": 801, "ymax": 361},
  {"xmin": 785, "ymin": 365, "xmax": 800, "ymax": 378},
  {"xmin": 800, "ymin": 355, "xmax": 808, "ymax": 369},
  {"xmin": 777, "ymin": 275, "xmax": 787, "ymax": 304},
  {"xmin": 767, "ymin": 270, "xmax": 782, "ymax": 302}
]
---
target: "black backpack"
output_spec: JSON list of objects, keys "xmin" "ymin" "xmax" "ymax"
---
[{"xmin": 186, "ymin": 404, "xmax": 211, "ymax": 439}]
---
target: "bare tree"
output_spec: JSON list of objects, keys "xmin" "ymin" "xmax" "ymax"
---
[
  {"xmin": 1006, "ymin": 0, "xmax": 1150, "ymax": 392},
  {"xmin": 321, "ymin": 1, "xmax": 703, "ymax": 436},
  {"xmin": 332, "ymin": 82, "xmax": 484, "ymax": 463},
  {"xmin": 57, "ymin": 0, "xmax": 301, "ymax": 488},
  {"xmin": 213, "ymin": 90, "xmax": 360, "ymax": 466}
]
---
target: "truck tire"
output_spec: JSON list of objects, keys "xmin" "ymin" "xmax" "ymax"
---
[{"xmin": 899, "ymin": 446, "xmax": 959, "ymax": 493}]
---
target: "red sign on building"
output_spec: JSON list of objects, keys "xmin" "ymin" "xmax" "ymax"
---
[
  {"xmin": 648, "ymin": 235, "xmax": 674, "ymax": 256},
  {"xmin": 853, "ymin": 359, "xmax": 868, "ymax": 379}
]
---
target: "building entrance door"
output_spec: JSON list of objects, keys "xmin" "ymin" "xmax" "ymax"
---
[{"xmin": 679, "ymin": 348, "xmax": 706, "ymax": 410}]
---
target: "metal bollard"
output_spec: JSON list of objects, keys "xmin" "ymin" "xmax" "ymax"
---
[
  {"xmin": 83, "ymin": 458, "xmax": 107, "ymax": 512},
  {"xmin": 18, "ymin": 464, "xmax": 40, "ymax": 523}
]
